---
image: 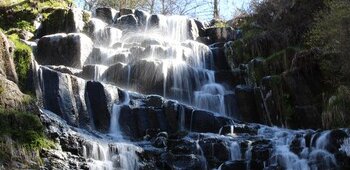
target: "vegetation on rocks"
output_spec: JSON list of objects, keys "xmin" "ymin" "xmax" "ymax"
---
[
  {"xmin": 226, "ymin": 0, "xmax": 350, "ymax": 129},
  {"xmin": 0, "ymin": 108, "xmax": 55, "ymax": 168},
  {"xmin": 7, "ymin": 34, "xmax": 32, "ymax": 92}
]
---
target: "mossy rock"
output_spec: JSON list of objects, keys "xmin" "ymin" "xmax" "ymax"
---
[
  {"xmin": 8, "ymin": 34, "xmax": 33, "ymax": 93},
  {"xmin": 260, "ymin": 75, "xmax": 294, "ymax": 127},
  {"xmin": 0, "ymin": 108, "xmax": 55, "ymax": 168},
  {"xmin": 36, "ymin": 8, "xmax": 87, "ymax": 38}
]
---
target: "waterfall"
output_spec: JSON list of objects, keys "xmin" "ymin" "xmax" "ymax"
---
[
  {"xmin": 31, "ymin": 7, "xmax": 349, "ymax": 170},
  {"xmin": 109, "ymin": 91, "xmax": 130, "ymax": 139},
  {"xmin": 230, "ymin": 141, "xmax": 242, "ymax": 161}
]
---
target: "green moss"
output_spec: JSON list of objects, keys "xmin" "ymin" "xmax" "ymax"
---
[
  {"xmin": 0, "ymin": 108, "xmax": 54, "ymax": 150},
  {"xmin": 0, "ymin": 0, "xmax": 74, "ymax": 32},
  {"xmin": 8, "ymin": 34, "xmax": 32, "ymax": 92},
  {"xmin": 82, "ymin": 11, "xmax": 91, "ymax": 24}
]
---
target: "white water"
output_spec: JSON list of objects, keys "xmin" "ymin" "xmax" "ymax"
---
[
  {"xmin": 109, "ymin": 91, "xmax": 130, "ymax": 139},
  {"xmin": 230, "ymin": 141, "xmax": 242, "ymax": 161},
  {"xmin": 84, "ymin": 13, "xmax": 229, "ymax": 116}
]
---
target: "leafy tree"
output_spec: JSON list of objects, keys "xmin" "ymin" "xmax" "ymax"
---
[{"xmin": 307, "ymin": 0, "xmax": 350, "ymax": 87}]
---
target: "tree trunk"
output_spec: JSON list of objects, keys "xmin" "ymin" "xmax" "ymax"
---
[{"xmin": 213, "ymin": 0, "xmax": 219, "ymax": 19}]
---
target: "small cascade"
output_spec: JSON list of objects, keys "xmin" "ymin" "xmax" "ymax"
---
[
  {"xmin": 109, "ymin": 91, "xmax": 130, "ymax": 139},
  {"xmin": 194, "ymin": 83, "xmax": 226, "ymax": 115},
  {"xmin": 230, "ymin": 141, "xmax": 242, "ymax": 161},
  {"xmin": 94, "ymin": 65, "xmax": 108, "ymax": 81}
]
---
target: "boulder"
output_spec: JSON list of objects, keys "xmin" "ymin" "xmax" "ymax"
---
[
  {"xmin": 235, "ymin": 85, "xmax": 260, "ymax": 123},
  {"xmin": 148, "ymin": 15, "xmax": 161, "ymax": 29},
  {"xmin": 188, "ymin": 110, "xmax": 230, "ymax": 133},
  {"xmin": 0, "ymin": 31, "xmax": 18, "ymax": 83},
  {"xmin": 37, "ymin": 8, "xmax": 86, "ymax": 38},
  {"xmin": 85, "ymin": 81, "xmax": 111, "ymax": 132},
  {"xmin": 95, "ymin": 7, "xmax": 118, "ymax": 24},
  {"xmin": 40, "ymin": 67, "xmax": 84, "ymax": 126},
  {"xmin": 211, "ymin": 47, "xmax": 231, "ymax": 70},
  {"xmin": 115, "ymin": 14, "xmax": 138, "ymax": 31},
  {"xmin": 134, "ymin": 9, "xmax": 149, "ymax": 29},
  {"xmin": 204, "ymin": 27, "xmax": 236, "ymax": 44},
  {"xmin": 219, "ymin": 160, "xmax": 248, "ymax": 170},
  {"xmin": 193, "ymin": 19, "xmax": 206, "ymax": 37},
  {"xmin": 0, "ymin": 74, "xmax": 29, "ymax": 111},
  {"xmin": 36, "ymin": 33, "xmax": 93, "ymax": 69},
  {"xmin": 164, "ymin": 154, "xmax": 207, "ymax": 170}
]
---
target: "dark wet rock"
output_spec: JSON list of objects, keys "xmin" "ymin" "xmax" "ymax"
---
[
  {"xmin": 115, "ymin": 14, "xmax": 138, "ymax": 31},
  {"xmin": 37, "ymin": 8, "xmax": 86, "ymax": 38},
  {"xmin": 118, "ymin": 105, "xmax": 139, "ymax": 138},
  {"xmin": 40, "ymin": 67, "xmax": 81, "ymax": 125},
  {"xmin": 144, "ymin": 95, "xmax": 164, "ymax": 108},
  {"xmin": 36, "ymin": 33, "xmax": 93, "ymax": 69},
  {"xmin": 153, "ymin": 136, "xmax": 167, "ymax": 148},
  {"xmin": 290, "ymin": 135, "xmax": 305, "ymax": 155},
  {"xmin": 188, "ymin": 110, "xmax": 230, "ymax": 133},
  {"xmin": 314, "ymin": 130, "xmax": 349, "ymax": 153},
  {"xmin": 194, "ymin": 19, "xmax": 206, "ymax": 37},
  {"xmin": 85, "ymin": 81, "xmax": 111, "ymax": 132},
  {"xmin": 101, "ymin": 62, "xmax": 127, "ymax": 87},
  {"xmin": 167, "ymin": 139, "xmax": 198, "ymax": 155},
  {"xmin": 148, "ymin": 15, "xmax": 160, "ymax": 28},
  {"xmin": 163, "ymin": 101, "xmax": 182, "ymax": 133},
  {"xmin": 251, "ymin": 140, "xmax": 273, "ymax": 162},
  {"xmin": 219, "ymin": 160, "xmax": 248, "ymax": 170},
  {"xmin": 134, "ymin": 9, "xmax": 149, "ymax": 29},
  {"xmin": 163, "ymin": 153, "xmax": 207, "ymax": 170},
  {"xmin": 95, "ymin": 7, "xmax": 118, "ymax": 24},
  {"xmin": 215, "ymin": 69, "xmax": 245, "ymax": 87},
  {"xmin": 235, "ymin": 85, "xmax": 260, "ymax": 123},
  {"xmin": 204, "ymin": 27, "xmax": 236, "ymax": 44},
  {"xmin": 220, "ymin": 124, "xmax": 258, "ymax": 135},
  {"xmin": 211, "ymin": 47, "xmax": 230, "ymax": 70}
]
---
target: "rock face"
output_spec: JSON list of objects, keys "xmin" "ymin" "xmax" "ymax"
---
[
  {"xmin": 115, "ymin": 14, "xmax": 138, "ymax": 31},
  {"xmin": 95, "ymin": 7, "xmax": 118, "ymax": 24},
  {"xmin": 39, "ymin": 67, "xmax": 89, "ymax": 127},
  {"xmin": 0, "ymin": 31, "xmax": 18, "ymax": 83},
  {"xmin": 85, "ymin": 81, "xmax": 111, "ymax": 132},
  {"xmin": 36, "ymin": 8, "xmax": 87, "ymax": 38},
  {"xmin": 36, "ymin": 33, "xmax": 93, "ymax": 68},
  {"xmin": 0, "ymin": 74, "xmax": 29, "ymax": 111}
]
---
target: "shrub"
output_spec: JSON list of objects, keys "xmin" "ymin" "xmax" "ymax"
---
[
  {"xmin": 307, "ymin": 0, "xmax": 350, "ymax": 86},
  {"xmin": 322, "ymin": 85, "xmax": 350, "ymax": 129}
]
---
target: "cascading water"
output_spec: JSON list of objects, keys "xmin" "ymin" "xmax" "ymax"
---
[
  {"xmin": 31, "ymin": 7, "xmax": 350, "ymax": 170},
  {"xmin": 109, "ymin": 91, "xmax": 130, "ymax": 139},
  {"xmin": 87, "ymin": 13, "xmax": 229, "ymax": 116}
]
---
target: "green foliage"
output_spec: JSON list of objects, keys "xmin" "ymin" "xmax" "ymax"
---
[
  {"xmin": 307, "ymin": 0, "xmax": 350, "ymax": 87},
  {"xmin": 322, "ymin": 85, "xmax": 350, "ymax": 128},
  {"xmin": 0, "ymin": 0, "xmax": 73, "ymax": 32},
  {"xmin": 0, "ymin": 108, "xmax": 54, "ymax": 149},
  {"xmin": 82, "ymin": 10, "xmax": 91, "ymax": 24},
  {"xmin": 8, "ymin": 34, "xmax": 32, "ymax": 92}
]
